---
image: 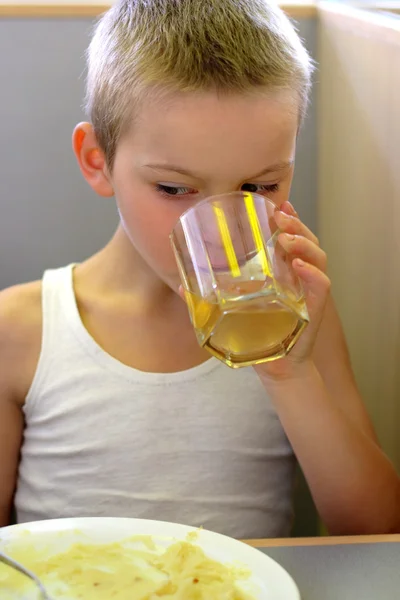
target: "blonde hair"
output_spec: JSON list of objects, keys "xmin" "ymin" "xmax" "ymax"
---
[{"xmin": 86, "ymin": 0, "xmax": 313, "ymax": 168}]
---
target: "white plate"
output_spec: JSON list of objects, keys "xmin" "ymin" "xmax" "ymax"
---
[{"xmin": 0, "ymin": 517, "xmax": 300, "ymax": 600}]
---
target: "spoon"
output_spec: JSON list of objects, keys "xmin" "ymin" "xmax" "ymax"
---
[{"xmin": 0, "ymin": 550, "xmax": 54, "ymax": 600}]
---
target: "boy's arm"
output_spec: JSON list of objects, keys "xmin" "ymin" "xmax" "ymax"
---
[
  {"xmin": 0, "ymin": 284, "xmax": 42, "ymax": 527},
  {"xmin": 313, "ymin": 294, "xmax": 379, "ymax": 443},
  {"xmin": 259, "ymin": 359, "xmax": 400, "ymax": 535},
  {"xmin": 269, "ymin": 204, "xmax": 400, "ymax": 534},
  {"xmin": 0, "ymin": 396, "xmax": 24, "ymax": 526},
  {"xmin": 257, "ymin": 291, "xmax": 400, "ymax": 535}
]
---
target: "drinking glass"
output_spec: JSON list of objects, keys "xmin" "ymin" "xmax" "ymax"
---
[{"xmin": 170, "ymin": 191, "xmax": 309, "ymax": 368}]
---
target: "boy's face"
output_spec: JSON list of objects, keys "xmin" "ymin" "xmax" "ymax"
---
[{"xmin": 111, "ymin": 90, "xmax": 298, "ymax": 289}]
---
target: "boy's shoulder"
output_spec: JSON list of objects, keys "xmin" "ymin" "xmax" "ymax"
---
[
  {"xmin": 0, "ymin": 280, "xmax": 42, "ymax": 336},
  {"xmin": 0, "ymin": 281, "xmax": 43, "ymax": 403}
]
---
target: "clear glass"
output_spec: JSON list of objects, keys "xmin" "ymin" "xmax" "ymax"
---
[{"xmin": 170, "ymin": 191, "xmax": 309, "ymax": 368}]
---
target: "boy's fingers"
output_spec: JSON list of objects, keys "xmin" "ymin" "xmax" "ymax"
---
[
  {"xmin": 292, "ymin": 259, "xmax": 331, "ymax": 324},
  {"xmin": 274, "ymin": 210, "xmax": 320, "ymax": 247},
  {"xmin": 281, "ymin": 200, "xmax": 298, "ymax": 218},
  {"xmin": 278, "ymin": 233, "xmax": 327, "ymax": 272}
]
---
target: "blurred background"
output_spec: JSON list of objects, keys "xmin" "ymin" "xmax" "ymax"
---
[{"xmin": 0, "ymin": 0, "xmax": 399, "ymax": 535}]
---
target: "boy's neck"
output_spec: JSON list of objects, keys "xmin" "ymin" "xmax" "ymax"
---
[{"xmin": 80, "ymin": 224, "xmax": 176, "ymax": 305}]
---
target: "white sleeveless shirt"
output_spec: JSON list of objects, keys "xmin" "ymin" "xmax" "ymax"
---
[{"xmin": 15, "ymin": 265, "xmax": 295, "ymax": 538}]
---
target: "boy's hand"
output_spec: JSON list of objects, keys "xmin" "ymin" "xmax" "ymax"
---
[
  {"xmin": 178, "ymin": 199, "xmax": 331, "ymax": 380},
  {"xmin": 255, "ymin": 201, "xmax": 331, "ymax": 382}
]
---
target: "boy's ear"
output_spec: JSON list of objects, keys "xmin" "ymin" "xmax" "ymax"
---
[{"xmin": 72, "ymin": 122, "xmax": 114, "ymax": 197}]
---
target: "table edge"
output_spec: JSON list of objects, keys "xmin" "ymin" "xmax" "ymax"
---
[{"xmin": 244, "ymin": 534, "xmax": 400, "ymax": 547}]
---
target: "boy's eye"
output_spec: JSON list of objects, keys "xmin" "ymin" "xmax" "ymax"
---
[
  {"xmin": 156, "ymin": 184, "xmax": 197, "ymax": 197},
  {"xmin": 241, "ymin": 183, "xmax": 279, "ymax": 195},
  {"xmin": 156, "ymin": 182, "xmax": 279, "ymax": 198}
]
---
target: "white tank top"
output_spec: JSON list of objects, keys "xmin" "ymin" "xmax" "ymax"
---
[{"xmin": 15, "ymin": 265, "xmax": 295, "ymax": 538}]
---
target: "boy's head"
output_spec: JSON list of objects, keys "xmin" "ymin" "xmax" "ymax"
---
[{"xmin": 74, "ymin": 0, "xmax": 313, "ymax": 289}]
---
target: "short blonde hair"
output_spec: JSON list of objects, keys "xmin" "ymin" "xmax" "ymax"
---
[{"xmin": 86, "ymin": 0, "xmax": 313, "ymax": 168}]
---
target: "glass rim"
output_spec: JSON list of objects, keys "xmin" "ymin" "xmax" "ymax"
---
[{"xmin": 170, "ymin": 190, "xmax": 277, "ymax": 240}]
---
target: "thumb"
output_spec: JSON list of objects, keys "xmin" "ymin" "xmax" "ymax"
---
[{"xmin": 292, "ymin": 259, "xmax": 331, "ymax": 327}]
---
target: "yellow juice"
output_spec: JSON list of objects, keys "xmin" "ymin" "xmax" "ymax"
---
[{"xmin": 185, "ymin": 287, "xmax": 308, "ymax": 368}]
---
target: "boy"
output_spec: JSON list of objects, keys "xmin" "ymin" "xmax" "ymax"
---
[{"xmin": 0, "ymin": 0, "xmax": 399, "ymax": 537}]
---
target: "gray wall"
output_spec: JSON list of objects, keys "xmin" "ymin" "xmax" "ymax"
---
[
  {"xmin": 0, "ymin": 17, "xmax": 317, "ymax": 290},
  {"xmin": 0, "ymin": 18, "xmax": 118, "ymax": 290}
]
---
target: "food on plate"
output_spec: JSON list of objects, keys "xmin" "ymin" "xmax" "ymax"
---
[{"xmin": 0, "ymin": 535, "xmax": 255, "ymax": 599}]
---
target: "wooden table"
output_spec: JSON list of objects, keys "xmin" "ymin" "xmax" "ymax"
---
[
  {"xmin": 244, "ymin": 535, "xmax": 400, "ymax": 599},
  {"xmin": 245, "ymin": 533, "xmax": 400, "ymax": 547}
]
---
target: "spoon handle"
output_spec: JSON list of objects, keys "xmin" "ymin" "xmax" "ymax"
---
[{"xmin": 0, "ymin": 550, "xmax": 53, "ymax": 600}]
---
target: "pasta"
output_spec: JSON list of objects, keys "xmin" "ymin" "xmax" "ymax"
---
[{"xmin": 0, "ymin": 535, "xmax": 256, "ymax": 599}]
